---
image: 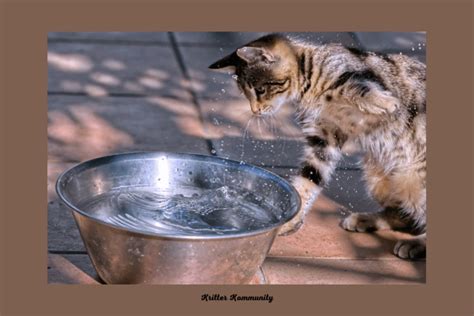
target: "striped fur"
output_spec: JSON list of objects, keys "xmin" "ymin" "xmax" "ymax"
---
[{"xmin": 210, "ymin": 34, "xmax": 426, "ymax": 259}]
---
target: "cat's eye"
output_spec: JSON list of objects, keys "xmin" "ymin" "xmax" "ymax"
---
[
  {"xmin": 267, "ymin": 79, "xmax": 288, "ymax": 86},
  {"xmin": 255, "ymin": 86, "xmax": 266, "ymax": 95}
]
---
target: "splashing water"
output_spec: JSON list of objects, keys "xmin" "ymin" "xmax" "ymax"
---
[
  {"xmin": 78, "ymin": 186, "xmax": 282, "ymax": 236},
  {"xmin": 240, "ymin": 118, "xmax": 253, "ymax": 161}
]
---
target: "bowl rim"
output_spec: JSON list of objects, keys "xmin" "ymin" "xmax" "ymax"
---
[{"xmin": 56, "ymin": 151, "xmax": 301, "ymax": 240}]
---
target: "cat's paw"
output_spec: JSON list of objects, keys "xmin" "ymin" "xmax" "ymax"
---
[
  {"xmin": 393, "ymin": 238, "xmax": 426, "ymax": 260},
  {"xmin": 341, "ymin": 213, "xmax": 378, "ymax": 232},
  {"xmin": 278, "ymin": 215, "xmax": 304, "ymax": 236}
]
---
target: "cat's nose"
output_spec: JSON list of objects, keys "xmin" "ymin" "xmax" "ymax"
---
[
  {"xmin": 251, "ymin": 108, "xmax": 261, "ymax": 115},
  {"xmin": 250, "ymin": 102, "xmax": 261, "ymax": 115}
]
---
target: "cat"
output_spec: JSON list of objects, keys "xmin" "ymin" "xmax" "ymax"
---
[{"xmin": 209, "ymin": 33, "xmax": 426, "ymax": 260}]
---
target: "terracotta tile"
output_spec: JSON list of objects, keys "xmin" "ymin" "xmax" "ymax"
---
[
  {"xmin": 269, "ymin": 193, "xmax": 416, "ymax": 259},
  {"xmin": 263, "ymin": 257, "xmax": 425, "ymax": 284},
  {"xmin": 48, "ymin": 42, "xmax": 188, "ymax": 98},
  {"xmin": 48, "ymin": 95, "xmax": 210, "ymax": 163},
  {"xmin": 48, "ymin": 254, "xmax": 99, "ymax": 284}
]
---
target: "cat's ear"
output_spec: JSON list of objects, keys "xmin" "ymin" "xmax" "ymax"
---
[
  {"xmin": 236, "ymin": 46, "xmax": 275, "ymax": 64},
  {"xmin": 208, "ymin": 52, "xmax": 239, "ymax": 73}
]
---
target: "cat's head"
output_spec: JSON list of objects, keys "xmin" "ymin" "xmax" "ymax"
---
[{"xmin": 209, "ymin": 34, "xmax": 299, "ymax": 116}]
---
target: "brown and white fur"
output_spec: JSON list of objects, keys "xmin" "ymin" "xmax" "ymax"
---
[{"xmin": 209, "ymin": 34, "xmax": 426, "ymax": 260}]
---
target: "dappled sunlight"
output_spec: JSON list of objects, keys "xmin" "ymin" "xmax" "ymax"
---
[
  {"xmin": 48, "ymin": 44, "xmax": 189, "ymax": 99},
  {"xmin": 83, "ymin": 84, "xmax": 108, "ymax": 97},
  {"xmin": 48, "ymin": 51, "xmax": 93, "ymax": 73},
  {"xmin": 145, "ymin": 96, "xmax": 207, "ymax": 138},
  {"xmin": 48, "ymin": 105, "xmax": 134, "ymax": 161},
  {"xmin": 146, "ymin": 96, "xmax": 197, "ymax": 116},
  {"xmin": 60, "ymin": 80, "xmax": 82, "ymax": 91},
  {"xmin": 90, "ymin": 72, "xmax": 121, "ymax": 86},
  {"xmin": 144, "ymin": 68, "xmax": 169, "ymax": 80},
  {"xmin": 139, "ymin": 76, "xmax": 163, "ymax": 89},
  {"xmin": 123, "ymin": 80, "xmax": 145, "ymax": 93},
  {"xmin": 174, "ymin": 115, "xmax": 207, "ymax": 138},
  {"xmin": 178, "ymin": 76, "xmax": 206, "ymax": 93},
  {"xmin": 101, "ymin": 58, "xmax": 126, "ymax": 71}
]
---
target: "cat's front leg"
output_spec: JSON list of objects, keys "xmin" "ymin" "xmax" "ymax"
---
[
  {"xmin": 278, "ymin": 174, "xmax": 322, "ymax": 235},
  {"xmin": 279, "ymin": 134, "xmax": 343, "ymax": 235}
]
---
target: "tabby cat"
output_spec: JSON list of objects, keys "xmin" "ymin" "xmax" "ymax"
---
[{"xmin": 209, "ymin": 33, "xmax": 426, "ymax": 260}]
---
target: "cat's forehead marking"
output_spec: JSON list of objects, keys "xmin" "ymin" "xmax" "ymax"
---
[{"xmin": 239, "ymin": 66, "xmax": 273, "ymax": 85}]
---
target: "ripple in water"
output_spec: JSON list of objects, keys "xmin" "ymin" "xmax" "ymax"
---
[{"xmin": 78, "ymin": 186, "xmax": 282, "ymax": 236}]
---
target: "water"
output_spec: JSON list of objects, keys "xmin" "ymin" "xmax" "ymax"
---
[{"xmin": 78, "ymin": 186, "xmax": 282, "ymax": 236}]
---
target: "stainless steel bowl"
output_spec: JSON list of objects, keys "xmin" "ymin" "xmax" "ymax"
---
[{"xmin": 56, "ymin": 152, "xmax": 300, "ymax": 284}]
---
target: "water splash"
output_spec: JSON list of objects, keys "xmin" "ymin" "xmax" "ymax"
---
[
  {"xmin": 240, "ymin": 117, "xmax": 253, "ymax": 161},
  {"xmin": 78, "ymin": 186, "xmax": 281, "ymax": 236}
]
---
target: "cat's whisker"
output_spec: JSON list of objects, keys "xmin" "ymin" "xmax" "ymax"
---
[
  {"xmin": 261, "ymin": 114, "xmax": 273, "ymax": 137},
  {"xmin": 270, "ymin": 113, "xmax": 278, "ymax": 137},
  {"xmin": 256, "ymin": 116, "xmax": 263, "ymax": 137},
  {"xmin": 243, "ymin": 117, "xmax": 252, "ymax": 140},
  {"xmin": 240, "ymin": 116, "xmax": 255, "ymax": 161}
]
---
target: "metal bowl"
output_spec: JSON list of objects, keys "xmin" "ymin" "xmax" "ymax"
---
[{"xmin": 56, "ymin": 152, "xmax": 300, "ymax": 284}]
